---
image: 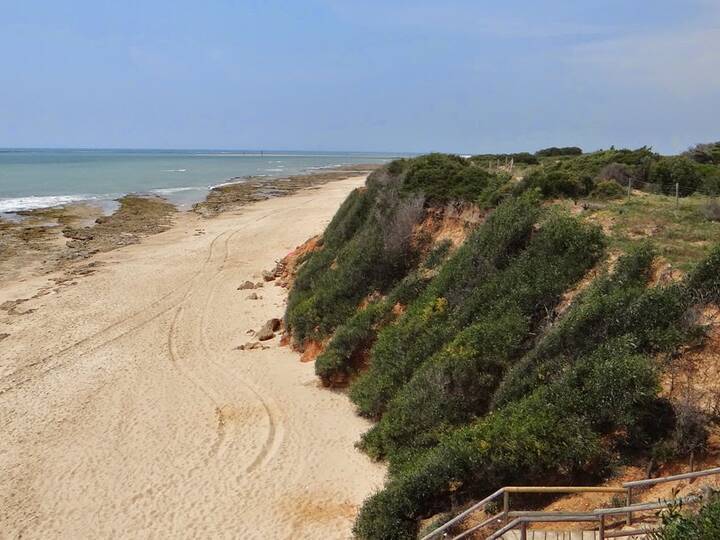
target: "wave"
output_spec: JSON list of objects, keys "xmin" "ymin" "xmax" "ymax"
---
[
  {"xmin": 162, "ymin": 168, "xmax": 187, "ymax": 172},
  {"xmin": 150, "ymin": 186, "xmax": 205, "ymax": 195},
  {"xmin": 265, "ymin": 168, "xmax": 286, "ymax": 172},
  {"xmin": 0, "ymin": 194, "xmax": 107, "ymax": 213},
  {"xmin": 305, "ymin": 164, "xmax": 343, "ymax": 171}
]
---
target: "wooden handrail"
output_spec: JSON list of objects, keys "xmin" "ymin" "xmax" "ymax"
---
[
  {"xmin": 488, "ymin": 514, "xmax": 600, "ymax": 540},
  {"xmin": 485, "ymin": 495, "xmax": 699, "ymax": 540},
  {"xmin": 594, "ymin": 495, "xmax": 699, "ymax": 516},
  {"xmin": 504, "ymin": 486, "xmax": 625, "ymax": 494},
  {"xmin": 420, "ymin": 486, "xmax": 625, "ymax": 540},
  {"xmin": 623, "ymin": 466, "xmax": 720, "ymax": 489},
  {"xmin": 422, "ymin": 466, "xmax": 720, "ymax": 540},
  {"xmin": 420, "ymin": 488, "xmax": 504, "ymax": 540},
  {"xmin": 451, "ymin": 513, "xmax": 503, "ymax": 540}
]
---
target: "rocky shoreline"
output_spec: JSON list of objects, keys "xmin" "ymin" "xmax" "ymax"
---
[
  {"xmin": 0, "ymin": 165, "xmax": 380, "ymax": 282},
  {"xmin": 193, "ymin": 163, "xmax": 380, "ymax": 216}
]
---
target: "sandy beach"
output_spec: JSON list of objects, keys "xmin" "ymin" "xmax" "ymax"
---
[{"xmin": 0, "ymin": 176, "xmax": 385, "ymax": 538}]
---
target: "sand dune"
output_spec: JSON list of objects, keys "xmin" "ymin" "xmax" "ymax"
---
[{"xmin": 0, "ymin": 176, "xmax": 384, "ymax": 539}]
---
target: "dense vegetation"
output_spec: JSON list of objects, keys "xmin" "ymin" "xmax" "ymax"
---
[
  {"xmin": 536, "ymin": 146, "xmax": 583, "ymax": 157},
  {"xmin": 283, "ymin": 143, "xmax": 720, "ymax": 539}
]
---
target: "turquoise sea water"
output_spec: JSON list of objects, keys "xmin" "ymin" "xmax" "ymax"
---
[{"xmin": 0, "ymin": 149, "xmax": 399, "ymax": 213}]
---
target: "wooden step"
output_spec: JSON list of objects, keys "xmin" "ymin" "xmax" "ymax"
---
[{"xmin": 500, "ymin": 532, "xmax": 601, "ymax": 540}]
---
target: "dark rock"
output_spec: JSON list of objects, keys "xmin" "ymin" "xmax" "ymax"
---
[
  {"xmin": 238, "ymin": 280, "xmax": 256, "ymax": 290},
  {"xmin": 256, "ymin": 318, "xmax": 282, "ymax": 341}
]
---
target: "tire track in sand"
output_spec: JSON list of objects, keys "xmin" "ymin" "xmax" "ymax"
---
[
  {"xmin": 198, "ymin": 245, "xmax": 284, "ymax": 471},
  {"xmin": 0, "ymin": 231, "xmax": 231, "ymax": 396}
]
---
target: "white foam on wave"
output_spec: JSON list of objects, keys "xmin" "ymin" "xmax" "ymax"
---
[
  {"xmin": 265, "ymin": 168, "xmax": 285, "ymax": 172},
  {"xmin": 150, "ymin": 186, "xmax": 205, "ymax": 195},
  {"xmin": 305, "ymin": 164, "xmax": 346, "ymax": 171},
  {"xmin": 0, "ymin": 194, "xmax": 103, "ymax": 213},
  {"xmin": 162, "ymin": 169, "xmax": 188, "ymax": 172}
]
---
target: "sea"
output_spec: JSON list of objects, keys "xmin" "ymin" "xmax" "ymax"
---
[{"xmin": 0, "ymin": 148, "xmax": 400, "ymax": 216}]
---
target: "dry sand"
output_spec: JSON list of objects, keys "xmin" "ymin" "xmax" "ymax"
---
[{"xmin": 0, "ymin": 176, "xmax": 385, "ymax": 539}]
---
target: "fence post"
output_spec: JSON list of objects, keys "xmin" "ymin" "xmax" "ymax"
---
[
  {"xmin": 520, "ymin": 522, "xmax": 527, "ymax": 540},
  {"xmin": 503, "ymin": 491, "xmax": 510, "ymax": 523},
  {"xmin": 675, "ymin": 183, "xmax": 680, "ymax": 208},
  {"xmin": 627, "ymin": 178, "xmax": 633, "ymax": 198},
  {"xmin": 599, "ymin": 514, "xmax": 605, "ymax": 540},
  {"xmin": 626, "ymin": 487, "xmax": 632, "ymax": 525}
]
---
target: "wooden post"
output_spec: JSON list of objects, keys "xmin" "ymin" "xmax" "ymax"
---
[
  {"xmin": 503, "ymin": 491, "xmax": 510, "ymax": 523},
  {"xmin": 675, "ymin": 183, "xmax": 680, "ymax": 208},
  {"xmin": 626, "ymin": 488, "xmax": 633, "ymax": 526},
  {"xmin": 627, "ymin": 178, "xmax": 633, "ymax": 198},
  {"xmin": 599, "ymin": 515, "xmax": 605, "ymax": 540},
  {"xmin": 520, "ymin": 522, "xmax": 527, "ymax": 540}
]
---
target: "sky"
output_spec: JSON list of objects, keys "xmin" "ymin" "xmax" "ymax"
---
[{"xmin": 1, "ymin": 0, "xmax": 719, "ymax": 154}]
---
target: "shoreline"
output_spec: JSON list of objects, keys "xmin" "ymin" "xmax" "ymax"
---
[
  {"xmin": 0, "ymin": 174, "xmax": 385, "ymax": 538},
  {"xmin": 0, "ymin": 162, "xmax": 385, "ymax": 216},
  {"xmin": 0, "ymin": 164, "xmax": 380, "ymax": 283}
]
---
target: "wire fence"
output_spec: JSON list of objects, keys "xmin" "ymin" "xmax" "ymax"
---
[{"xmin": 626, "ymin": 177, "xmax": 720, "ymax": 199}]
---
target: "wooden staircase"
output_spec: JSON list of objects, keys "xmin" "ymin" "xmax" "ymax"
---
[{"xmin": 421, "ymin": 466, "xmax": 720, "ymax": 540}]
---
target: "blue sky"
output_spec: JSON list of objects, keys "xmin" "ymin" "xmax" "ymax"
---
[{"xmin": 1, "ymin": 0, "xmax": 718, "ymax": 153}]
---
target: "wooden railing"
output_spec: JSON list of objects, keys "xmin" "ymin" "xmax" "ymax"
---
[
  {"xmin": 421, "ymin": 466, "xmax": 720, "ymax": 540},
  {"xmin": 421, "ymin": 486, "xmax": 625, "ymax": 540}
]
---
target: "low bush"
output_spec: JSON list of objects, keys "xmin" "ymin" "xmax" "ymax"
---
[
  {"xmin": 687, "ymin": 243, "xmax": 720, "ymax": 304},
  {"xmin": 651, "ymin": 494, "xmax": 720, "ymax": 539},
  {"xmin": 536, "ymin": 146, "xmax": 583, "ymax": 157},
  {"xmin": 355, "ymin": 341, "xmax": 658, "ymax": 539},
  {"xmin": 470, "ymin": 152, "xmax": 539, "ymax": 166},
  {"xmin": 361, "ymin": 211, "xmax": 604, "ymax": 458},
  {"xmin": 401, "ymin": 153, "xmax": 502, "ymax": 202},
  {"xmin": 591, "ymin": 179, "xmax": 626, "ymax": 199},
  {"xmin": 684, "ymin": 141, "xmax": 720, "ymax": 165},
  {"xmin": 286, "ymin": 172, "xmax": 421, "ymax": 345},
  {"xmin": 349, "ymin": 194, "xmax": 543, "ymax": 418},
  {"xmin": 649, "ymin": 156, "xmax": 702, "ymax": 196},
  {"xmin": 702, "ymin": 198, "xmax": 720, "ymax": 222},
  {"xmin": 492, "ymin": 244, "xmax": 694, "ymax": 408},
  {"xmin": 520, "ymin": 166, "xmax": 589, "ymax": 199},
  {"xmin": 597, "ymin": 162, "xmax": 633, "ymax": 186}
]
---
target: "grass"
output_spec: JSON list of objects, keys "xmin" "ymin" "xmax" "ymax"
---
[{"xmin": 584, "ymin": 193, "xmax": 720, "ymax": 271}]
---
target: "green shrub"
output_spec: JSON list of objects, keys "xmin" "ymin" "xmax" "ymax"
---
[
  {"xmin": 470, "ymin": 152, "xmax": 539, "ymax": 165},
  {"xmin": 314, "ymin": 263, "xmax": 441, "ymax": 386},
  {"xmin": 688, "ymin": 244, "xmax": 720, "ymax": 304},
  {"xmin": 354, "ymin": 401, "xmax": 604, "ymax": 539},
  {"xmin": 286, "ymin": 168, "xmax": 428, "ymax": 345},
  {"xmin": 387, "ymin": 158, "xmax": 408, "ymax": 176},
  {"xmin": 349, "ymin": 194, "xmax": 543, "ymax": 418},
  {"xmin": 684, "ymin": 141, "xmax": 720, "ymax": 165},
  {"xmin": 491, "ymin": 244, "xmax": 695, "ymax": 408},
  {"xmin": 649, "ymin": 156, "xmax": 702, "ymax": 196},
  {"xmin": 520, "ymin": 167, "xmax": 588, "ymax": 199},
  {"xmin": 422, "ymin": 239, "xmax": 453, "ymax": 270},
  {"xmin": 315, "ymin": 300, "xmax": 391, "ymax": 385},
  {"xmin": 591, "ymin": 179, "xmax": 626, "ymax": 199},
  {"xmin": 651, "ymin": 494, "xmax": 720, "ymax": 539},
  {"xmin": 355, "ymin": 343, "xmax": 660, "ymax": 539},
  {"xmin": 401, "ymin": 153, "xmax": 501, "ymax": 202},
  {"xmin": 360, "ymin": 212, "xmax": 604, "ymax": 458},
  {"xmin": 536, "ymin": 146, "xmax": 583, "ymax": 157}
]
